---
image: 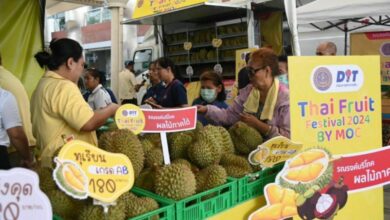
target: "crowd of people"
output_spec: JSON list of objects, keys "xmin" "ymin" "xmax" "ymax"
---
[{"xmin": 0, "ymin": 37, "xmax": 338, "ymax": 170}]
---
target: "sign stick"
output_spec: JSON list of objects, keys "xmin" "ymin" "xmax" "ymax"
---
[{"xmin": 160, "ymin": 132, "xmax": 171, "ymax": 165}]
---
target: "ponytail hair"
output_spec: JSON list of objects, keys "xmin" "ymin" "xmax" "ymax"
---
[{"xmin": 35, "ymin": 38, "xmax": 83, "ymax": 70}]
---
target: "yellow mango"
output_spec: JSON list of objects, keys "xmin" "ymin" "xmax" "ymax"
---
[{"xmin": 251, "ymin": 203, "xmax": 283, "ymax": 220}]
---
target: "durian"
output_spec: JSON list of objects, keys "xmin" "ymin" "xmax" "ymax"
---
[
  {"xmin": 154, "ymin": 163, "xmax": 196, "ymax": 200},
  {"xmin": 219, "ymin": 154, "xmax": 253, "ymax": 178},
  {"xmin": 229, "ymin": 122, "xmax": 263, "ymax": 155},
  {"xmin": 145, "ymin": 148, "xmax": 164, "ymax": 168},
  {"xmin": 168, "ymin": 132, "xmax": 193, "ymax": 160},
  {"xmin": 140, "ymin": 138, "xmax": 155, "ymax": 155},
  {"xmin": 35, "ymin": 167, "xmax": 57, "ymax": 193},
  {"xmin": 48, "ymin": 190, "xmax": 85, "ymax": 220},
  {"xmin": 134, "ymin": 168, "xmax": 157, "ymax": 191},
  {"xmin": 187, "ymin": 129, "xmax": 222, "ymax": 168},
  {"xmin": 100, "ymin": 129, "xmax": 145, "ymax": 178},
  {"xmin": 78, "ymin": 202, "xmax": 126, "ymax": 220},
  {"xmin": 196, "ymin": 165, "xmax": 227, "ymax": 193},
  {"xmin": 127, "ymin": 197, "xmax": 159, "ymax": 219}
]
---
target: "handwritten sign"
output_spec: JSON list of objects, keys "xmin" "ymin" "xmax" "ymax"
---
[
  {"xmin": 248, "ymin": 136, "xmax": 302, "ymax": 168},
  {"xmin": 0, "ymin": 168, "xmax": 52, "ymax": 220},
  {"xmin": 115, "ymin": 104, "xmax": 145, "ymax": 135},
  {"xmin": 54, "ymin": 140, "xmax": 134, "ymax": 203},
  {"xmin": 142, "ymin": 106, "xmax": 197, "ymax": 133}
]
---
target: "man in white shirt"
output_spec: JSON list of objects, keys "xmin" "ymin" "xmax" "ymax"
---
[
  {"xmin": 0, "ymin": 87, "xmax": 34, "ymax": 169},
  {"xmin": 118, "ymin": 60, "xmax": 137, "ymax": 105}
]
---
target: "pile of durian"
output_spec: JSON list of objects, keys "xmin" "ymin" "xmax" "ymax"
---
[
  {"xmin": 100, "ymin": 121, "xmax": 264, "ymax": 201},
  {"xmin": 35, "ymin": 165, "xmax": 160, "ymax": 220},
  {"xmin": 35, "ymin": 121, "xmax": 264, "ymax": 219}
]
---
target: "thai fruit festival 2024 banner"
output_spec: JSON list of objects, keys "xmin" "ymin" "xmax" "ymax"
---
[{"xmin": 249, "ymin": 56, "xmax": 387, "ymax": 220}]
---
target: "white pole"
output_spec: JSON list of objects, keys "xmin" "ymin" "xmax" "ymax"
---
[
  {"xmin": 284, "ymin": 0, "xmax": 301, "ymax": 56},
  {"xmin": 107, "ymin": 0, "xmax": 128, "ymax": 97}
]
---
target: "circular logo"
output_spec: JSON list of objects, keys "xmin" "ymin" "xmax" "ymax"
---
[
  {"xmin": 313, "ymin": 67, "xmax": 332, "ymax": 91},
  {"xmin": 380, "ymin": 42, "xmax": 390, "ymax": 57},
  {"xmin": 115, "ymin": 104, "xmax": 145, "ymax": 135}
]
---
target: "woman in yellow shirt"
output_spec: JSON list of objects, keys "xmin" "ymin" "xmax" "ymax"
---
[{"xmin": 31, "ymin": 38, "xmax": 119, "ymax": 167}]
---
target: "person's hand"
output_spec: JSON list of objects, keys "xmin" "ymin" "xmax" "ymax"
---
[
  {"xmin": 21, "ymin": 158, "xmax": 36, "ymax": 169},
  {"xmin": 197, "ymin": 105, "xmax": 208, "ymax": 114},
  {"xmin": 145, "ymin": 99, "xmax": 162, "ymax": 109},
  {"xmin": 144, "ymin": 97, "xmax": 157, "ymax": 104},
  {"xmin": 240, "ymin": 112, "xmax": 260, "ymax": 128}
]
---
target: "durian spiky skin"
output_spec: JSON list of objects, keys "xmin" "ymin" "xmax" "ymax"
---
[
  {"xmin": 77, "ymin": 201, "xmax": 126, "ymax": 220},
  {"xmin": 140, "ymin": 138, "xmax": 155, "ymax": 155},
  {"xmin": 229, "ymin": 122, "xmax": 263, "ymax": 155},
  {"xmin": 145, "ymin": 148, "xmax": 164, "ymax": 168},
  {"xmin": 127, "ymin": 197, "xmax": 159, "ymax": 219},
  {"xmin": 187, "ymin": 130, "xmax": 222, "ymax": 168},
  {"xmin": 278, "ymin": 147, "xmax": 334, "ymax": 195},
  {"xmin": 216, "ymin": 126, "xmax": 235, "ymax": 154},
  {"xmin": 48, "ymin": 190, "xmax": 85, "ymax": 220},
  {"xmin": 135, "ymin": 168, "xmax": 157, "ymax": 191},
  {"xmin": 35, "ymin": 167, "xmax": 57, "ymax": 193},
  {"xmin": 99, "ymin": 129, "xmax": 145, "ymax": 178},
  {"xmin": 154, "ymin": 163, "xmax": 196, "ymax": 200},
  {"xmin": 196, "ymin": 165, "xmax": 227, "ymax": 193},
  {"xmin": 168, "ymin": 132, "xmax": 193, "ymax": 160},
  {"xmin": 220, "ymin": 154, "xmax": 253, "ymax": 178}
]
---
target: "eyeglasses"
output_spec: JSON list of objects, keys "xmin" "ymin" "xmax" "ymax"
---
[{"xmin": 246, "ymin": 66, "xmax": 266, "ymax": 77}]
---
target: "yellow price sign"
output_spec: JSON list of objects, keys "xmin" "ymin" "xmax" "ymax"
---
[
  {"xmin": 248, "ymin": 136, "xmax": 302, "ymax": 168},
  {"xmin": 115, "ymin": 104, "xmax": 145, "ymax": 134},
  {"xmin": 53, "ymin": 140, "xmax": 134, "ymax": 203}
]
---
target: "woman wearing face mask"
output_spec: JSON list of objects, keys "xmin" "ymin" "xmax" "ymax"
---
[
  {"xmin": 197, "ymin": 48, "xmax": 290, "ymax": 139},
  {"xmin": 32, "ymin": 38, "xmax": 119, "ymax": 167},
  {"xmin": 192, "ymin": 71, "xmax": 228, "ymax": 125}
]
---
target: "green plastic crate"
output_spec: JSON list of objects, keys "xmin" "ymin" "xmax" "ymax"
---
[
  {"xmin": 53, "ymin": 215, "xmax": 62, "ymax": 220},
  {"xmin": 176, "ymin": 178, "xmax": 237, "ymax": 220},
  {"xmin": 134, "ymin": 178, "xmax": 237, "ymax": 220},
  {"xmin": 131, "ymin": 187, "xmax": 176, "ymax": 220},
  {"xmin": 235, "ymin": 163, "xmax": 284, "ymax": 204}
]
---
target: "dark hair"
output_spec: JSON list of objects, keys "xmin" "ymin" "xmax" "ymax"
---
[
  {"xmin": 86, "ymin": 68, "xmax": 107, "ymax": 86},
  {"xmin": 125, "ymin": 60, "xmax": 134, "ymax": 67},
  {"xmin": 200, "ymin": 70, "xmax": 226, "ymax": 101},
  {"xmin": 245, "ymin": 52, "xmax": 251, "ymax": 64},
  {"xmin": 34, "ymin": 38, "xmax": 83, "ymax": 70},
  {"xmin": 250, "ymin": 48, "xmax": 279, "ymax": 77},
  {"xmin": 155, "ymin": 57, "xmax": 183, "ymax": 82},
  {"xmin": 278, "ymin": 55, "xmax": 288, "ymax": 63}
]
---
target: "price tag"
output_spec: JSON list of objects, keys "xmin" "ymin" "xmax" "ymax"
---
[
  {"xmin": 115, "ymin": 104, "xmax": 145, "ymax": 134},
  {"xmin": 248, "ymin": 136, "xmax": 302, "ymax": 168},
  {"xmin": 212, "ymin": 38, "xmax": 223, "ymax": 48},
  {"xmin": 183, "ymin": 42, "xmax": 192, "ymax": 51},
  {"xmin": 0, "ymin": 168, "xmax": 52, "ymax": 220},
  {"xmin": 54, "ymin": 140, "xmax": 134, "ymax": 203},
  {"xmin": 214, "ymin": 64, "xmax": 223, "ymax": 75}
]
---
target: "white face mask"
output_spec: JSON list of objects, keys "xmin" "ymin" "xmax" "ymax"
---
[{"xmin": 200, "ymin": 88, "xmax": 217, "ymax": 103}]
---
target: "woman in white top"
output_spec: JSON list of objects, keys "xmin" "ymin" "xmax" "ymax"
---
[{"xmin": 84, "ymin": 68, "xmax": 112, "ymax": 110}]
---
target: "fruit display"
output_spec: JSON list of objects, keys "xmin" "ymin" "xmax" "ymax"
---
[{"xmin": 229, "ymin": 121, "xmax": 264, "ymax": 154}]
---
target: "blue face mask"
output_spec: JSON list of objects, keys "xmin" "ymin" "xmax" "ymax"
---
[
  {"xmin": 200, "ymin": 89, "xmax": 217, "ymax": 103},
  {"xmin": 278, "ymin": 74, "xmax": 289, "ymax": 86}
]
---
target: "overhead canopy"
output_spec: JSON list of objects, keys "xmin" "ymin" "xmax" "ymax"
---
[
  {"xmin": 122, "ymin": 2, "xmax": 247, "ymax": 25},
  {"xmin": 46, "ymin": 0, "xmax": 103, "ymax": 16},
  {"xmin": 297, "ymin": 0, "xmax": 390, "ymax": 25}
]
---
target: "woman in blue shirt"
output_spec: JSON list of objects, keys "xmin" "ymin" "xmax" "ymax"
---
[
  {"xmin": 145, "ymin": 57, "xmax": 188, "ymax": 108},
  {"xmin": 192, "ymin": 70, "xmax": 228, "ymax": 125}
]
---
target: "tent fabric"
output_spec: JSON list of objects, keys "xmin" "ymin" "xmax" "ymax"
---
[
  {"xmin": 0, "ymin": 0, "xmax": 44, "ymax": 96},
  {"xmin": 297, "ymin": 0, "xmax": 390, "ymax": 25}
]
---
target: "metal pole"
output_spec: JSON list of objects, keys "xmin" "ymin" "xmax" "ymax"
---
[{"xmin": 247, "ymin": 0, "xmax": 255, "ymax": 48}]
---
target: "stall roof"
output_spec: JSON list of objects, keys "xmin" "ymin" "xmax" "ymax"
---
[
  {"xmin": 46, "ymin": 0, "xmax": 103, "ymax": 16},
  {"xmin": 122, "ymin": 2, "xmax": 248, "ymax": 25},
  {"xmin": 297, "ymin": 0, "xmax": 390, "ymax": 25}
]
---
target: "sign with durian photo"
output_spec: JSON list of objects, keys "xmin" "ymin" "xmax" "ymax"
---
[
  {"xmin": 0, "ymin": 168, "xmax": 52, "ymax": 220},
  {"xmin": 287, "ymin": 56, "xmax": 383, "ymax": 220},
  {"xmin": 248, "ymin": 136, "xmax": 303, "ymax": 168},
  {"xmin": 53, "ymin": 140, "xmax": 134, "ymax": 203}
]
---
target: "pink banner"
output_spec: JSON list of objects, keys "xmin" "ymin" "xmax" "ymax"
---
[
  {"xmin": 142, "ymin": 106, "xmax": 197, "ymax": 133},
  {"xmin": 332, "ymin": 147, "xmax": 390, "ymax": 192}
]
